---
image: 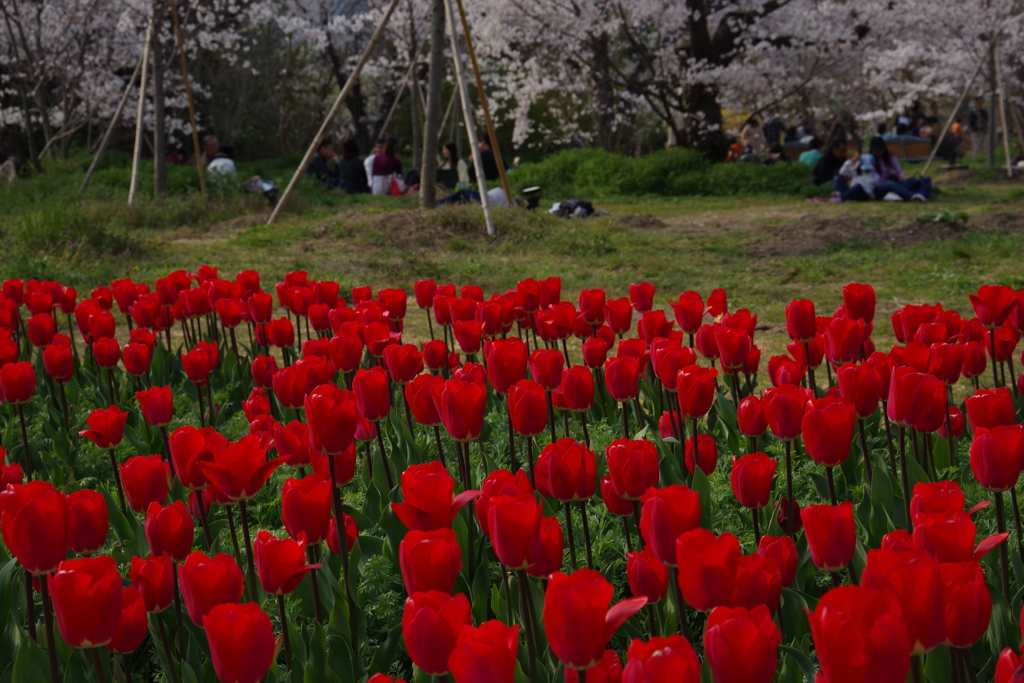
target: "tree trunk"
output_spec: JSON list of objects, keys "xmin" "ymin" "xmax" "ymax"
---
[
  {"xmin": 152, "ymin": 31, "xmax": 167, "ymax": 196},
  {"xmin": 409, "ymin": 10, "xmax": 421, "ymax": 165},
  {"xmin": 420, "ymin": 0, "xmax": 445, "ymax": 207},
  {"xmin": 15, "ymin": 79, "xmax": 42, "ymax": 172},
  {"xmin": 685, "ymin": 82, "xmax": 729, "ymax": 160},
  {"xmin": 590, "ymin": 32, "xmax": 617, "ymax": 152},
  {"xmin": 34, "ymin": 90, "xmax": 55, "ymax": 161}
]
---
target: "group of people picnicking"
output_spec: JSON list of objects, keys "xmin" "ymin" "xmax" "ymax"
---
[{"xmin": 305, "ymin": 135, "xmax": 518, "ymax": 207}]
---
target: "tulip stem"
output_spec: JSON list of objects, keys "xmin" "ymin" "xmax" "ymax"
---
[
  {"xmin": 621, "ymin": 401, "xmax": 630, "ymax": 439},
  {"xmin": 647, "ymin": 604, "xmax": 658, "ymax": 639},
  {"xmin": 690, "ymin": 418, "xmax": 699, "ymax": 488},
  {"xmin": 122, "ymin": 654, "xmax": 134, "ymax": 683},
  {"xmin": 172, "ymin": 568, "xmax": 186, "ymax": 662},
  {"xmin": 899, "ymin": 427, "xmax": 911, "ymax": 531},
  {"xmin": 108, "ymin": 449, "xmax": 128, "ymax": 516},
  {"xmin": 729, "ymin": 371, "xmax": 741, "ymax": 408},
  {"xmin": 504, "ymin": 408, "xmax": 517, "ymax": 472},
  {"xmin": 526, "ymin": 436, "xmax": 535, "ymax": 489},
  {"xmin": 364, "ymin": 442, "xmax": 373, "ymax": 480},
  {"xmin": 432, "ymin": 426, "xmax": 446, "ymax": 469},
  {"xmin": 425, "ymin": 310, "xmax": 434, "ymax": 340},
  {"xmin": 327, "ymin": 453, "xmax": 359, "ymax": 652},
  {"xmin": 561, "ymin": 337, "xmax": 572, "ymax": 367},
  {"xmin": 225, "ymin": 506, "xmax": 244, "ymax": 575},
  {"xmin": 16, "ymin": 404, "xmax": 32, "ymax": 479},
  {"xmin": 945, "ymin": 400, "xmax": 956, "ymax": 471},
  {"xmin": 996, "ymin": 491, "xmax": 1012, "ymax": 601},
  {"xmin": 881, "ymin": 402, "xmax": 897, "ymax": 475},
  {"xmin": 91, "ymin": 648, "xmax": 107, "ymax": 683},
  {"xmin": 547, "ymin": 391, "xmax": 557, "ymax": 443},
  {"xmin": 1010, "ymin": 488, "xmax": 1024, "ymax": 565},
  {"xmin": 307, "ymin": 545, "xmax": 324, "ymax": 624},
  {"xmin": 500, "ymin": 564, "xmax": 512, "ymax": 622},
  {"xmin": 784, "ymin": 441, "xmax": 794, "ymax": 536},
  {"xmin": 749, "ymin": 435, "xmax": 757, "ymax": 453},
  {"xmin": 633, "ymin": 397, "xmax": 646, "ymax": 431},
  {"xmin": 579, "ymin": 412, "xmax": 590, "ymax": 449},
  {"xmin": 751, "ymin": 509, "xmax": 761, "ymax": 545},
  {"xmin": 160, "ymin": 427, "xmax": 176, "ymax": 480},
  {"xmin": 857, "ymin": 419, "xmax": 873, "ymax": 486},
  {"xmin": 237, "ymin": 500, "xmax": 260, "ymax": 603},
  {"xmin": 622, "ymin": 517, "xmax": 633, "ymax": 553},
  {"xmin": 277, "ymin": 594, "xmax": 293, "ymax": 671},
  {"xmin": 375, "ymin": 429, "xmax": 395, "ymax": 490},
  {"xmin": 804, "ymin": 341, "xmax": 817, "ymax": 397},
  {"xmin": 23, "ymin": 569, "xmax": 35, "ymax": 641},
  {"xmin": 59, "ymin": 382, "xmax": 68, "ymax": 431},
  {"xmin": 564, "ymin": 502, "xmax": 578, "ymax": 571},
  {"xmin": 960, "ymin": 647, "xmax": 979, "ymax": 683},
  {"xmin": 631, "ymin": 501, "xmax": 644, "ymax": 550},
  {"xmin": 39, "ymin": 574, "xmax": 59, "ymax": 683},
  {"xmin": 402, "ymin": 393, "xmax": 414, "ymax": 436},
  {"xmin": 516, "ymin": 571, "xmax": 539, "ymax": 683},
  {"xmin": 195, "ymin": 490, "xmax": 214, "ymax": 551},
  {"xmin": 990, "ymin": 328, "xmax": 1001, "ymax": 388},
  {"xmin": 911, "ymin": 655, "xmax": 922, "ymax": 683},
  {"xmin": 825, "ymin": 466, "xmax": 838, "ymax": 505},
  {"xmin": 579, "ymin": 501, "xmax": 594, "ymax": 570},
  {"xmin": 196, "ymin": 384, "xmax": 205, "ymax": 427},
  {"xmin": 667, "ymin": 566, "xmax": 693, "ymax": 642},
  {"xmin": 846, "ymin": 561, "xmax": 859, "ymax": 585},
  {"xmin": 830, "ymin": 572, "xmax": 841, "ymax": 589}
]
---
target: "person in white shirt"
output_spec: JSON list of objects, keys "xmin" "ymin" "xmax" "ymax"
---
[
  {"xmin": 207, "ymin": 145, "xmax": 237, "ymax": 176},
  {"xmin": 364, "ymin": 140, "xmax": 382, "ymax": 189}
]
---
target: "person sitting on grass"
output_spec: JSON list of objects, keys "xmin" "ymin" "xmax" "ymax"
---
[
  {"xmin": 799, "ymin": 137, "xmax": 823, "ymax": 167},
  {"xmin": 371, "ymin": 137, "xmax": 403, "ymax": 195},
  {"xmin": 337, "ymin": 138, "xmax": 369, "ymax": 195},
  {"xmin": 306, "ymin": 138, "xmax": 341, "ymax": 188},
  {"xmin": 868, "ymin": 137, "xmax": 930, "ymax": 201},
  {"xmin": 207, "ymin": 145, "xmax": 236, "ymax": 176},
  {"xmin": 812, "ymin": 137, "xmax": 848, "ymax": 186},
  {"xmin": 832, "ymin": 152, "xmax": 880, "ymax": 202}
]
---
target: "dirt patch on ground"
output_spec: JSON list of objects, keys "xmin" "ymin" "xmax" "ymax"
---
[
  {"xmin": 616, "ymin": 214, "xmax": 666, "ymax": 229},
  {"xmin": 309, "ymin": 206, "xmax": 499, "ymax": 251}
]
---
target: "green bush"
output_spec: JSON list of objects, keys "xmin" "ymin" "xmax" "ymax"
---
[{"xmin": 509, "ymin": 147, "xmax": 824, "ymax": 199}]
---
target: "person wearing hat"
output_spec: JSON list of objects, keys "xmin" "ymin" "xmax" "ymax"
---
[{"xmin": 831, "ymin": 152, "xmax": 881, "ymax": 202}]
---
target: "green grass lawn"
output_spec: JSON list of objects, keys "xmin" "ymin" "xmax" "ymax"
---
[{"xmin": 3, "ymin": 150, "xmax": 1023, "ymax": 363}]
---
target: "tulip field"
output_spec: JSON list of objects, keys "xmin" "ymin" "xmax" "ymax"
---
[{"xmin": 1, "ymin": 269, "xmax": 1024, "ymax": 683}]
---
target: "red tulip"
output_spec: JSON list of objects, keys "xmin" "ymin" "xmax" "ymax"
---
[
  {"xmin": 79, "ymin": 405, "xmax": 128, "ymax": 450},
  {"xmin": 965, "ymin": 387, "xmax": 1016, "ymax": 433},
  {"xmin": 391, "ymin": 461, "xmax": 480, "ymax": 531},
  {"xmin": 535, "ymin": 438, "xmax": 596, "ymax": 501},
  {"xmin": 305, "ymin": 384, "xmax": 359, "ymax": 454},
  {"xmin": 776, "ymin": 497, "xmax": 802, "ymax": 534},
  {"xmin": 621, "ymin": 635, "xmax": 701, "ymax": 683},
  {"xmin": 309, "ymin": 441, "xmax": 357, "ymax": 488},
  {"xmin": 43, "ymin": 342, "xmax": 74, "ymax": 383},
  {"xmin": 136, "ymin": 386, "xmax": 173, "ymax": 426},
  {"xmin": 578, "ymin": 289, "xmax": 606, "ymax": 324},
  {"xmin": 119, "ymin": 454, "xmax": 170, "ymax": 513},
  {"xmin": 0, "ymin": 453, "xmax": 22, "ymax": 490},
  {"xmin": 627, "ymin": 548, "xmax": 668, "ymax": 603},
  {"xmin": 559, "ymin": 365, "xmax": 595, "ymax": 412},
  {"xmin": 254, "ymin": 530, "xmax": 320, "ymax": 595},
  {"xmin": 605, "ymin": 438, "xmax": 659, "ymax": 500},
  {"xmin": 940, "ymin": 561, "xmax": 991, "ymax": 647},
  {"xmin": 406, "ymin": 374, "xmax": 444, "ymax": 426},
  {"xmin": 508, "ymin": 379, "xmax": 548, "ymax": 437},
  {"xmin": 144, "ymin": 500, "xmax": 194, "ymax": 563},
  {"xmin": 280, "ymin": 474, "xmax": 331, "ymax": 544},
  {"xmin": 196, "ymin": 434, "xmax": 285, "ymax": 502},
  {"xmin": 970, "ymin": 285, "xmax": 1019, "ymax": 327},
  {"xmin": 179, "ymin": 551, "xmax": 245, "ymax": 626},
  {"xmin": 107, "ymin": 586, "xmax": 148, "ymax": 654},
  {"xmin": 705, "ymin": 604, "xmax": 781, "ymax": 683},
  {"xmin": 995, "ymin": 648, "xmax": 1024, "ymax": 683},
  {"xmin": 676, "ymin": 364, "xmax": 717, "ymax": 419},
  {"xmin": 488, "ymin": 492, "xmax": 543, "ymax": 569},
  {"xmin": 353, "ymin": 366, "xmax": 391, "ymax": 422},
  {"xmin": 670, "ymin": 292, "xmax": 705, "ymax": 334},
  {"xmin": 987, "ymin": 326, "xmax": 1021, "ymax": 362},
  {"xmin": 715, "ymin": 326, "xmax": 751, "ymax": 370},
  {"xmin": 824, "ymin": 317, "xmax": 866, "ymax": 366},
  {"xmin": 886, "ymin": 367, "xmax": 946, "ymax": 429},
  {"xmin": 801, "ymin": 396, "xmax": 856, "ymax": 467},
  {"xmin": 399, "ymin": 528, "xmax": 462, "ymax": 595},
  {"xmin": 414, "ymin": 279, "xmax": 438, "ymax": 310},
  {"xmin": 629, "ymin": 282, "xmax": 655, "ymax": 312},
  {"xmin": 862, "ymin": 548, "xmax": 944, "ymax": 654},
  {"xmin": 66, "ymin": 489, "xmax": 109, "ymax": 555},
  {"xmin": 485, "ymin": 338, "xmax": 528, "ymax": 394},
  {"xmin": 0, "ymin": 361, "xmax": 35, "ymax": 404},
  {"xmin": 524, "ymin": 515, "xmax": 564, "ymax": 578},
  {"xmin": 204, "ymin": 603, "xmax": 276, "ymax": 683},
  {"xmin": 969, "ymin": 425, "xmax": 1024, "ymax": 491},
  {"xmin": 581, "ymin": 338, "xmax": 609, "ymax": 368},
  {"xmin": 129, "ymin": 554, "xmax": 175, "ymax": 613},
  {"xmin": 403, "ymin": 590, "xmax": 472, "ymax": 675},
  {"xmin": 326, "ymin": 513, "xmax": 359, "ymax": 555},
  {"xmin": 737, "ymin": 396, "xmax": 768, "ymax": 437},
  {"xmin": 767, "ymin": 355, "xmax": 805, "ymax": 387},
  {"xmin": 181, "ymin": 344, "xmax": 214, "ymax": 385},
  {"xmin": 787, "ymin": 336, "xmax": 824, "ymax": 369},
  {"xmin": 250, "ymin": 355, "xmax": 278, "ymax": 388},
  {"xmin": 447, "ymin": 619, "xmax": 519, "ymax": 683},
  {"xmin": 836, "ymin": 362, "xmax": 884, "ymax": 419},
  {"xmin": 639, "ymin": 485, "xmax": 701, "ymax": 567},
  {"xmin": 383, "ymin": 344, "xmax": 423, "ymax": 384},
  {"xmin": 26, "ymin": 313, "xmax": 55, "ymax": 347},
  {"xmin": 529, "ymin": 348, "xmax": 564, "ymax": 390},
  {"xmin": 434, "ymin": 379, "xmax": 487, "ymax": 442},
  {"xmin": 242, "ymin": 387, "xmax": 270, "ymax": 422},
  {"xmin": 653, "ymin": 344, "xmax": 696, "ymax": 391},
  {"xmin": 475, "ymin": 469, "xmax": 533, "ymax": 536},
  {"xmin": 674, "ymin": 528, "xmax": 740, "ymax": 612},
  {"xmin": 122, "ymin": 342, "xmax": 151, "ymax": 376},
  {"xmin": 604, "ymin": 356, "xmax": 641, "ymax": 402},
  {"xmin": 961, "ymin": 340, "xmax": 988, "ymax": 379},
  {"xmin": 785, "ymin": 299, "xmax": 816, "ymax": 342},
  {"xmin": 762, "ymin": 384, "xmax": 810, "ymax": 440},
  {"xmin": 637, "ymin": 310, "xmax": 672, "ymax": 343},
  {"xmin": 564, "ymin": 650, "xmax": 621, "ymax": 683},
  {"xmin": 756, "ymin": 535, "xmax": 797, "ymax": 587},
  {"xmin": 0, "ymin": 480, "xmax": 68, "ymax": 574},
  {"xmin": 543, "ymin": 568, "xmax": 646, "ymax": 670},
  {"xmin": 729, "ymin": 553, "xmax": 782, "ymax": 612},
  {"xmin": 48, "ymin": 555, "xmax": 122, "ymax": 647},
  {"xmin": 604, "ymin": 297, "xmax": 633, "ymax": 335},
  {"xmin": 600, "ymin": 476, "xmax": 633, "ymax": 517},
  {"xmin": 684, "ymin": 433, "xmax": 718, "ymax": 475},
  {"xmin": 928, "ymin": 343, "xmax": 963, "ymax": 385},
  {"xmin": 843, "ymin": 283, "xmax": 876, "ymax": 322},
  {"xmin": 808, "ymin": 585, "xmax": 910, "ymax": 683},
  {"xmin": 801, "ymin": 502, "xmax": 856, "ymax": 572},
  {"xmin": 939, "ymin": 406, "xmax": 965, "ymax": 439},
  {"xmin": 730, "ymin": 452, "xmax": 776, "ymax": 509}
]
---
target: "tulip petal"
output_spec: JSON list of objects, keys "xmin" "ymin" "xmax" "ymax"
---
[
  {"xmin": 603, "ymin": 596, "xmax": 647, "ymax": 643},
  {"xmin": 974, "ymin": 532, "xmax": 1010, "ymax": 561},
  {"xmin": 967, "ymin": 501, "xmax": 991, "ymax": 516},
  {"xmin": 453, "ymin": 489, "xmax": 482, "ymax": 513}
]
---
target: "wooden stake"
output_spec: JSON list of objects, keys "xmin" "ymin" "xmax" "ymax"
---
[
  {"xmin": 128, "ymin": 14, "xmax": 157, "ymax": 206},
  {"xmin": 81, "ymin": 60, "xmax": 142, "ymax": 191},
  {"xmin": 452, "ymin": 0, "xmax": 514, "ymax": 207},
  {"xmin": 922, "ymin": 40, "xmax": 996, "ymax": 176},
  {"xmin": 267, "ymin": 0, "xmax": 403, "ymax": 225},
  {"xmin": 443, "ymin": 0, "xmax": 496, "ymax": 235},
  {"xmin": 170, "ymin": 0, "xmax": 208, "ymax": 197}
]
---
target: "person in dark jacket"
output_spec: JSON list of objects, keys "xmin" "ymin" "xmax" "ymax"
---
[
  {"xmin": 472, "ymin": 138, "xmax": 502, "ymax": 182},
  {"xmin": 306, "ymin": 138, "xmax": 340, "ymax": 187},
  {"xmin": 336, "ymin": 139, "xmax": 369, "ymax": 194},
  {"xmin": 812, "ymin": 138, "xmax": 849, "ymax": 186}
]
